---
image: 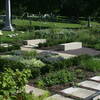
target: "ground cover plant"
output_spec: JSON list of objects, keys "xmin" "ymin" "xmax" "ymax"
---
[{"xmin": 33, "ymin": 54, "xmax": 100, "ymax": 91}]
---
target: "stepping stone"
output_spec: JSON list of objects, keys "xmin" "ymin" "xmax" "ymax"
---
[
  {"xmin": 61, "ymin": 87, "xmax": 96, "ymax": 99},
  {"xmin": 90, "ymin": 76, "xmax": 100, "ymax": 82},
  {"xmin": 93, "ymin": 95, "xmax": 100, "ymax": 100},
  {"xmin": 59, "ymin": 42, "xmax": 82, "ymax": 51},
  {"xmin": 78, "ymin": 80, "xmax": 100, "ymax": 91},
  {"xmin": 45, "ymin": 94, "xmax": 74, "ymax": 100},
  {"xmin": 25, "ymin": 85, "xmax": 48, "ymax": 96}
]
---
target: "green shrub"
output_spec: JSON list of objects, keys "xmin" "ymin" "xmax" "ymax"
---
[
  {"xmin": 21, "ymin": 92, "xmax": 49, "ymax": 100},
  {"xmin": 21, "ymin": 58, "xmax": 45, "ymax": 68},
  {"xmin": 80, "ymin": 58, "xmax": 100, "ymax": 72},
  {"xmin": 0, "ymin": 58, "xmax": 24, "ymax": 71},
  {"xmin": 0, "ymin": 68, "xmax": 31, "ymax": 99},
  {"xmin": 0, "ymin": 44, "xmax": 20, "ymax": 52},
  {"xmin": 40, "ymin": 55, "xmax": 91, "ymax": 71},
  {"xmin": 22, "ymin": 50, "xmax": 37, "ymax": 59},
  {"xmin": 94, "ymin": 43, "xmax": 100, "ymax": 50},
  {"xmin": 36, "ymin": 69, "xmax": 75, "ymax": 87},
  {"xmin": 21, "ymin": 58, "xmax": 45, "ymax": 78}
]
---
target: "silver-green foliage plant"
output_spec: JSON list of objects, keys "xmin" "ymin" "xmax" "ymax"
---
[{"xmin": 21, "ymin": 58, "xmax": 45, "ymax": 68}]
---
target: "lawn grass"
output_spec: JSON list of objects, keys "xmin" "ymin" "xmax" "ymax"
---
[
  {"xmin": 12, "ymin": 19, "xmax": 82, "ymax": 29},
  {"xmin": 80, "ymin": 20, "xmax": 100, "ymax": 26}
]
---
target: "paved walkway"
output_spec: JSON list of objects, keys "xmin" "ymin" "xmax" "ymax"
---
[
  {"xmin": 62, "ymin": 47, "xmax": 100, "ymax": 56},
  {"xmin": 46, "ymin": 76, "xmax": 100, "ymax": 100},
  {"xmin": 21, "ymin": 46, "xmax": 76, "ymax": 59},
  {"xmin": 25, "ymin": 76, "xmax": 100, "ymax": 100}
]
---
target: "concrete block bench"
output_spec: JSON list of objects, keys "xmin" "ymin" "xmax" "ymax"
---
[
  {"xmin": 59, "ymin": 42, "xmax": 82, "ymax": 51},
  {"xmin": 23, "ymin": 39, "xmax": 46, "ymax": 48}
]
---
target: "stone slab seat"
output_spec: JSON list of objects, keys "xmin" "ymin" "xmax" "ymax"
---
[
  {"xmin": 59, "ymin": 42, "xmax": 82, "ymax": 51},
  {"xmin": 25, "ymin": 85, "xmax": 48, "ymax": 96},
  {"xmin": 24, "ymin": 39, "xmax": 46, "ymax": 46}
]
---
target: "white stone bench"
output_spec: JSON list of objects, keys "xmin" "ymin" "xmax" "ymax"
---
[
  {"xmin": 23, "ymin": 39, "xmax": 46, "ymax": 48},
  {"xmin": 59, "ymin": 42, "xmax": 82, "ymax": 51}
]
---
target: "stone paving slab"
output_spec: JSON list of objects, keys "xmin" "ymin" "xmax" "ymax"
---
[
  {"xmin": 90, "ymin": 76, "xmax": 100, "ymax": 82},
  {"xmin": 93, "ymin": 95, "xmax": 100, "ymax": 100},
  {"xmin": 61, "ymin": 87, "xmax": 96, "ymax": 99},
  {"xmin": 78, "ymin": 80, "xmax": 100, "ymax": 91},
  {"xmin": 25, "ymin": 85, "xmax": 48, "ymax": 96},
  {"xmin": 45, "ymin": 94, "xmax": 74, "ymax": 100}
]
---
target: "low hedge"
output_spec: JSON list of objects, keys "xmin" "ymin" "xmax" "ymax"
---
[
  {"xmin": 0, "ymin": 44, "xmax": 20, "ymax": 52},
  {"xmin": 0, "ymin": 58, "xmax": 24, "ymax": 71}
]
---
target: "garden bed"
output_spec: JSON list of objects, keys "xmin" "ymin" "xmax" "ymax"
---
[{"xmin": 29, "ymin": 65, "xmax": 98, "ymax": 94}]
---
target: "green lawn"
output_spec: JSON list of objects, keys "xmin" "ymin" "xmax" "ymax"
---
[{"xmin": 12, "ymin": 19, "xmax": 82, "ymax": 29}]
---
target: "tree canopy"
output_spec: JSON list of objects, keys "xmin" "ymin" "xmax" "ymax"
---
[{"xmin": 0, "ymin": 0, "xmax": 100, "ymax": 17}]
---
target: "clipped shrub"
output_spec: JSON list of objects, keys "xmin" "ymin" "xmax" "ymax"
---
[
  {"xmin": 0, "ymin": 44, "xmax": 20, "ymax": 52},
  {"xmin": 0, "ymin": 57, "xmax": 25, "ymax": 71}
]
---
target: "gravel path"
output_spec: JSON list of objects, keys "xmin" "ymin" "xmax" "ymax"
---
[{"xmin": 63, "ymin": 47, "xmax": 100, "ymax": 56}]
